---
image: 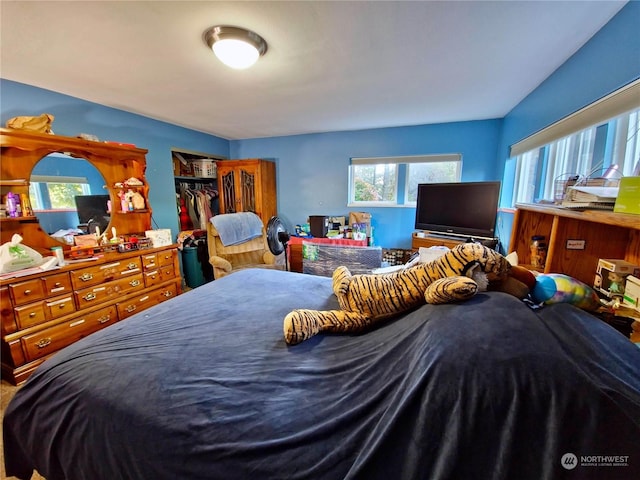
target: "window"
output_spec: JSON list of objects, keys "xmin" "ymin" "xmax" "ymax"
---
[
  {"xmin": 29, "ymin": 176, "xmax": 91, "ymax": 211},
  {"xmin": 510, "ymin": 108, "xmax": 640, "ymax": 205},
  {"xmin": 509, "ymin": 79, "xmax": 640, "ymax": 206},
  {"xmin": 349, "ymin": 154, "xmax": 462, "ymax": 206}
]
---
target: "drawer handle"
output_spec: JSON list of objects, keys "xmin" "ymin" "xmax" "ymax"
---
[
  {"xmin": 163, "ymin": 290, "xmax": 174, "ymax": 298},
  {"xmin": 58, "ymin": 303, "xmax": 66, "ymax": 309},
  {"xmin": 83, "ymin": 292, "xmax": 97, "ymax": 301},
  {"xmin": 125, "ymin": 305, "xmax": 137, "ymax": 313},
  {"xmin": 24, "ymin": 289, "xmax": 32, "ymax": 295},
  {"xmin": 79, "ymin": 273, "xmax": 94, "ymax": 282},
  {"xmin": 70, "ymin": 319, "xmax": 85, "ymax": 328},
  {"xmin": 98, "ymin": 315, "xmax": 111, "ymax": 324},
  {"xmin": 29, "ymin": 312, "xmax": 36, "ymax": 318},
  {"xmin": 127, "ymin": 262, "xmax": 138, "ymax": 270},
  {"xmin": 36, "ymin": 338, "xmax": 52, "ymax": 349},
  {"xmin": 54, "ymin": 282, "xmax": 62, "ymax": 287},
  {"xmin": 129, "ymin": 279, "xmax": 141, "ymax": 287}
]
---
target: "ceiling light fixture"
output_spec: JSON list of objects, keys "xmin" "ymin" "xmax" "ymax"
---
[{"xmin": 204, "ymin": 25, "xmax": 267, "ymax": 70}]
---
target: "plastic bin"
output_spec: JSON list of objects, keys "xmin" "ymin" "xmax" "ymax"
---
[{"xmin": 182, "ymin": 246, "xmax": 206, "ymax": 288}]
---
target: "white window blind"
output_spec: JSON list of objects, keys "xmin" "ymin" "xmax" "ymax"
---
[
  {"xmin": 510, "ymin": 79, "xmax": 640, "ymax": 158},
  {"xmin": 351, "ymin": 154, "xmax": 461, "ymax": 165}
]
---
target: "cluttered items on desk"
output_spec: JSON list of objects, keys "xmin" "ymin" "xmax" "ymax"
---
[
  {"xmin": 556, "ymin": 174, "xmax": 640, "ymax": 213},
  {"xmin": 297, "ymin": 212, "xmax": 373, "ymax": 244},
  {"xmin": 561, "ymin": 185, "xmax": 619, "ymax": 210},
  {"xmin": 0, "ymin": 229, "xmax": 158, "ymax": 279},
  {"xmin": 69, "ymin": 229, "xmax": 155, "ymax": 259}
]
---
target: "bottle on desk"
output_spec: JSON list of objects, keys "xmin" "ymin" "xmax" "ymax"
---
[{"xmin": 530, "ymin": 235, "xmax": 547, "ymax": 269}]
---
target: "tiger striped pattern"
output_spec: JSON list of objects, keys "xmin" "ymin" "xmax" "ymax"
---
[
  {"xmin": 424, "ymin": 276, "xmax": 478, "ymax": 304},
  {"xmin": 284, "ymin": 243, "xmax": 509, "ymax": 345}
]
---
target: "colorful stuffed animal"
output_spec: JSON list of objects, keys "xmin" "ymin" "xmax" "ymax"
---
[
  {"xmin": 284, "ymin": 243, "xmax": 522, "ymax": 345},
  {"xmin": 531, "ymin": 273, "xmax": 601, "ymax": 311}
]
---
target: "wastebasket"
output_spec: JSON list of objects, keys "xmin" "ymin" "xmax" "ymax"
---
[{"xmin": 182, "ymin": 246, "xmax": 206, "ymax": 288}]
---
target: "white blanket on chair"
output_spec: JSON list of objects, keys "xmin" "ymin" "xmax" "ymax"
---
[{"xmin": 211, "ymin": 212, "xmax": 264, "ymax": 246}]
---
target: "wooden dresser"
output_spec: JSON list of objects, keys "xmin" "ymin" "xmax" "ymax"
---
[
  {"xmin": 1, "ymin": 129, "xmax": 183, "ymax": 384},
  {"xmin": 1, "ymin": 245, "xmax": 181, "ymax": 384}
]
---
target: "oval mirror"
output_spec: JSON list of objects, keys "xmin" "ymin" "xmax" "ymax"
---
[{"xmin": 30, "ymin": 153, "xmax": 111, "ymax": 244}]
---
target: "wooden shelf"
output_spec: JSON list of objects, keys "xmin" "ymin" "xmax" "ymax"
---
[
  {"xmin": 514, "ymin": 203, "xmax": 640, "ymax": 230},
  {"xmin": 509, "ymin": 203, "xmax": 640, "ymax": 286},
  {"xmin": 0, "ymin": 179, "xmax": 29, "ymax": 187},
  {"xmin": 0, "ymin": 216, "xmax": 38, "ymax": 223},
  {"xmin": 174, "ymin": 175, "xmax": 215, "ymax": 182}
]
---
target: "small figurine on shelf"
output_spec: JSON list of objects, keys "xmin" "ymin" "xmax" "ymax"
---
[
  {"xmin": 118, "ymin": 190, "xmax": 128, "ymax": 212},
  {"xmin": 130, "ymin": 190, "xmax": 145, "ymax": 210},
  {"xmin": 608, "ymin": 271, "xmax": 625, "ymax": 296}
]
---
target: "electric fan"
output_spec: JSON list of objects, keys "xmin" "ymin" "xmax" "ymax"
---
[{"xmin": 266, "ymin": 216, "xmax": 291, "ymax": 271}]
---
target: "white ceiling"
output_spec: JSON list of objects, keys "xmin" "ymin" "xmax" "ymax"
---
[{"xmin": 0, "ymin": 1, "xmax": 627, "ymax": 140}]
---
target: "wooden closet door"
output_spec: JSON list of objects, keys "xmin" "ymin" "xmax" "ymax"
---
[
  {"xmin": 218, "ymin": 165, "xmax": 238, "ymax": 214},
  {"xmin": 215, "ymin": 159, "xmax": 276, "ymax": 224}
]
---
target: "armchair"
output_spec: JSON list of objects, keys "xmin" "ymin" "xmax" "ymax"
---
[{"xmin": 207, "ymin": 212, "xmax": 284, "ymax": 279}]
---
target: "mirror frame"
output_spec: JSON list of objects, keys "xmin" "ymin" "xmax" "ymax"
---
[
  {"xmin": 0, "ymin": 128, "xmax": 151, "ymax": 254},
  {"xmin": 31, "ymin": 152, "xmax": 111, "ymax": 242}
]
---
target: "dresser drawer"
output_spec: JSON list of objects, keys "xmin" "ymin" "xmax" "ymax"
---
[
  {"xmin": 75, "ymin": 274, "xmax": 145, "ymax": 309},
  {"xmin": 157, "ymin": 249, "xmax": 176, "ymax": 267},
  {"xmin": 141, "ymin": 252, "xmax": 158, "ymax": 270},
  {"xmin": 9, "ymin": 279, "xmax": 45, "ymax": 306},
  {"xmin": 117, "ymin": 283, "xmax": 178, "ymax": 320},
  {"xmin": 143, "ymin": 269, "xmax": 162, "ymax": 288},
  {"xmin": 155, "ymin": 283, "xmax": 178, "ymax": 303},
  {"xmin": 14, "ymin": 293, "xmax": 77, "ymax": 330},
  {"xmin": 159, "ymin": 264, "xmax": 175, "ymax": 282},
  {"xmin": 14, "ymin": 303, "xmax": 47, "ymax": 330},
  {"xmin": 21, "ymin": 305, "xmax": 118, "ymax": 362},
  {"xmin": 43, "ymin": 272, "xmax": 72, "ymax": 296},
  {"xmin": 144, "ymin": 264, "xmax": 176, "ymax": 288},
  {"xmin": 71, "ymin": 258, "xmax": 143, "ymax": 289},
  {"xmin": 44, "ymin": 295, "xmax": 76, "ymax": 320}
]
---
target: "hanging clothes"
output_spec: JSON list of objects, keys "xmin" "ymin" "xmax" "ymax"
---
[{"xmin": 177, "ymin": 182, "xmax": 219, "ymax": 231}]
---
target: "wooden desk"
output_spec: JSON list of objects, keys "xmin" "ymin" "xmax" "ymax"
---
[
  {"xmin": 287, "ymin": 237, "xmax": 368, "ymax": 273},
  {"xmin": 411, "ymin": 232, "xmax": 465, "ymax": 250}
]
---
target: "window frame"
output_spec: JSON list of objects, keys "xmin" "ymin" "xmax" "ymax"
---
[
  {"xmin": 29, "ymin": 175, "xmax": 91, "ymax": 212},
  {"xmin": 509, "ymin": 107, "xmax": 640, "ymax": 206},
  {"xmin": 348, "ymin": 154, "xmax": 462, "ymax": 207}
]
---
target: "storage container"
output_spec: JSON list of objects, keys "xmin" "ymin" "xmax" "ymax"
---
[{"xmin": 190, "ymin": 159, "xmax": 217, "ymax": 178}]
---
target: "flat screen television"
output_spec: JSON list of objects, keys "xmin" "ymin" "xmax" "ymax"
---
[
  {"xmin": 74, "ymin": 194, "xmax": 110, "ymax": 233},
  {"xmin": 414, "ymin": 181, "xmax": 501, "ymax": 239}
]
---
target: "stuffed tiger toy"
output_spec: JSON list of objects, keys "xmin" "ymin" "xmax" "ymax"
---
[{"xmin": 283, "ymin": 243, "xmax": 513, "ymax": 345}]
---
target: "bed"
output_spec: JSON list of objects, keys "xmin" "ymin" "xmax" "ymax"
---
[{"xmin": 4, "ymin": 268, "xmax": 640, "ymax": 480}]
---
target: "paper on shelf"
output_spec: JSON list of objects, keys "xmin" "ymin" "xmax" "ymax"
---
[{"xmin": 566, "ymin": 186, "xmax": 619, "ymax": 202}]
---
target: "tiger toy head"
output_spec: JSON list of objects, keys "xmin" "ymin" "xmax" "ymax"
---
[{"xmin": 284, "ymin": 243, "xmax": 521, "ymax": 345}]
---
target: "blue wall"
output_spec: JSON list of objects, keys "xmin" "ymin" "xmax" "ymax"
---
[
  {"xmin": 0, "ymin": 80, "xmax": 230, "ymax": 239},
  {"xmin": 231, "ymin": 120, "xmax": 503, "ymax": 249},
  {"xmin": 498, "ymin": 0, "xmax": 640, "ymax": 249},
  {"xmin": 2, "ymin": 1, "xmax": 638, "ymax": 251}
]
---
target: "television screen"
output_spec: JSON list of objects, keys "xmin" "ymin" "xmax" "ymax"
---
[
  {"xmin": 414, "ymin": 181, "xmax": 501, "ymax": 239},
  {"xmin": 74, "ymin": 194, "xmax": 110, "ymax": 233}
]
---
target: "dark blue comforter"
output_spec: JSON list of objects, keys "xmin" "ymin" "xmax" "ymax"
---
[{"xmin": 4, "ymin": 269, "xmax": 640, "ymax": 480}]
